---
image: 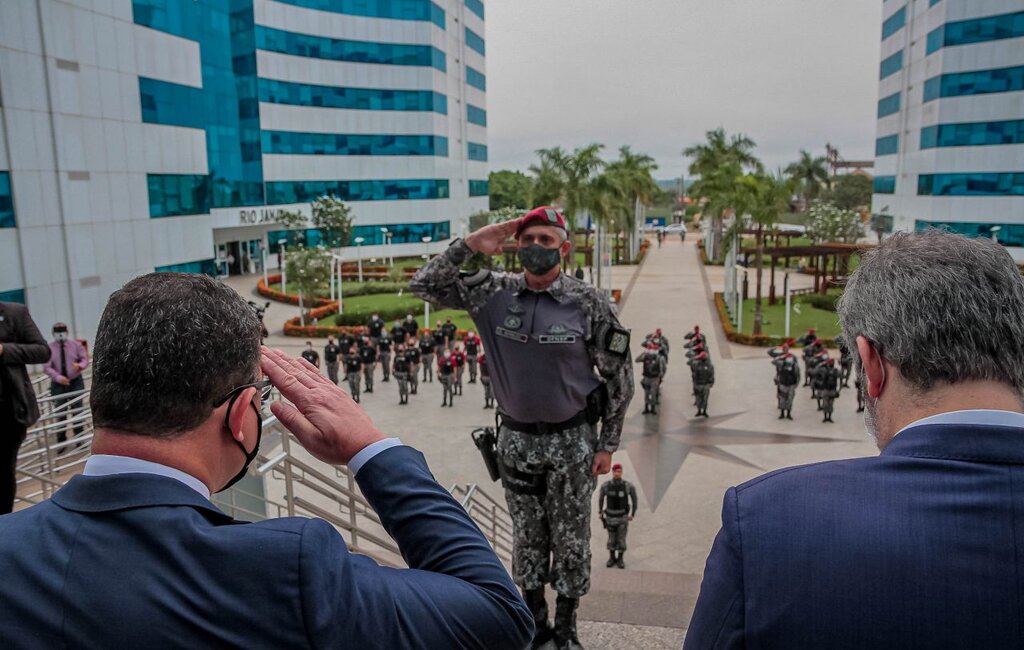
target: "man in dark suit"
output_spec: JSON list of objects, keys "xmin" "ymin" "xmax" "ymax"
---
[
  {"xmin": 0, "ymin": 301, "xmax": 50, "ymax": 514},
  {"xmin": 685, "ymin": 231, "xmax": 1024, "ymax": 649},
  {"xmin": 0, "ymin": 273, "xmax": 532, "ymax": 648}
]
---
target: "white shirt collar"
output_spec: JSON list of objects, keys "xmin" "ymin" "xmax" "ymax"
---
[
  {"xmin": 896, "ymin": 409, "xmax": 1024, "ymax": 437},
  {"xmin": 83, "ymin": 454, "xmax": 211, "ymax": 500}
]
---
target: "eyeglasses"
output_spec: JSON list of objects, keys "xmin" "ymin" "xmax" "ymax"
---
[{"xmin": 213, "ymin": 378, "xmax": 273, "ymax": 408}]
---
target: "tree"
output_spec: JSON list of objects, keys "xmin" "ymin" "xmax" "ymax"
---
[
  {"xmin": 605, "ymin": 146, "xmax": 660, "ymax": 258},
  {"xmin": 531, "ymin": 143, "xmax": 606, "ymax": 232},
  {"xmin": 530, "ymin": 157, "xmax": 564, "ymax": 206},
  {"xmin": 488, "ymin": 170, "xmax": 534, "ymax": 210},
  {"xmin": 821, "ymin": 173, "xmax": 872, "ymax": 212},
  {"xmin": 278, "ymin": 196, "xmax": 354, "ymax": 248},
  {"xmin": 285, "ymin": 246, "xmax": 333, "ymax": 324},
  {"xmin": 785, "ymin": 150, "xmax": 830, "ymax": 208},
  {"xmin": 806, "ymin": 200, "xmax": 864, "ymax": 244}
]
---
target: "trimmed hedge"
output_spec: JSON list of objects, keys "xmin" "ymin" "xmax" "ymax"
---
[
  {"xmin": 258, "ymin": 275, "xmax": 410, "ymax": 305},
  {"xmin": 713, "ymin": 292, "xmax": 838, "ymax": 348}
]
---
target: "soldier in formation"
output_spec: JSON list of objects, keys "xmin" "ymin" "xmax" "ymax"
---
[
  {"xmin": 323, "ymin": 336, "xmax": 341, "ymax": 385},
  {"xmin": 437, "ymin": 349, "xmax": 456, "ymax": 407},
  {"xmin": 814, "ymin": 357, "xmax": 842, "ymax": 423},
  {"xmin": 418, "ymin": 334, "xmax": 435, "ymax": 383},
  {"xmin": 480, "ymin": 352, "xmax": 494, "ymax": 409},
  {"xmin": 636, "ymin": 343, "xmax": 667, "ymax": 415},
  {"xmin": 393, "ymin": 343, "xmax": 411, "ymax": 405},
  {"xmin": 684, "ymin": 325, "xmax": 706, "ymax": 350},
  {"xmin": 769, "ymin": 344, "xmax": 800, "ymax": 420},
  {"xmin": 367, "ymin": 313, "xmax": 385, "ymax": 346},
  {"xmin": 837, "ymin": 335, "xmax": 854, "ymax": 388},
  {"xmin": 802, "ymin": 337, "xmax": 826, "ymax": 387},
  {"xmin": 644, "ymin": 328, "xmax": 670, "ymax": 362},
  {"xmin": 343, "ymin": 345, "xmax": 362, "ymax": 403},
  {"xmin": 300, "ymin": 341, "xmax": 319, "ymax": 369},
  {"xmin": 358, "ymin": 336, "xmax": 377, "ymax": 393},
  {"xmin": 453, "ymin": 344, "xmax": 467, "ymax": 396},
  {"xmin": 377, "ymin": 331, "xmax": 392, "ymax": 383},
  {"xmin": 688, "ymin": 350, "xmax": 714, "ymax": 417},
  {"xmin": 598, "ymin": 464, "xmax": 638, "ymax": 569},
  {"xmin": 465, "ymin": 331, "xmax": 481, "ymax": 383}
]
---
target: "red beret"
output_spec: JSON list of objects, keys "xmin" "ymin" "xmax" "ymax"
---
[
  {"xmin": 612, "ymin": 463, "xmax": 623, "ymax": 471},
  {"xmin": 515, "ymin": 206, "xmax": 567, "ymax": 239}
]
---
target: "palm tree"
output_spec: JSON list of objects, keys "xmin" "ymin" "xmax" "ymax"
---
[
  {"xmin": 529, "ymin": 148, "xmax": 567, "ymax": 206},
  {"xmin": 606, "ymin": 146, "xmax": 660, "ymax": 258},
  {"xmin": 785, "ymin": 150, "xmax": 830, "ymax": 209}
]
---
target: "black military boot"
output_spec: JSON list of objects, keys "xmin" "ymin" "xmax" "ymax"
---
[
  {"xmin": 616, "ymin": 552, "xmax": 625, "ymax": 569},
  {"xmin": 523, "ymin": 587, "xmax": 553, "ymax": 649},
  {"xmin": 553, "ymin": 594, "xmax": 581, "ymax": 649},
  {"xmin": 606, "ymin": 550, "xmax": 617, "ymax": 568}
]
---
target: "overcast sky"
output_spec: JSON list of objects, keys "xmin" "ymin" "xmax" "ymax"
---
[{"xmin": 485, "ymin": 0, "xmax": 883, "ymax": 180}]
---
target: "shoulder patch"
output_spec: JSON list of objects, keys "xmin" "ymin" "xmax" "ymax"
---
[
  {"xmin": 597, "ymin": 323, "xmax": 630, "ymax": 357},
  {"xmin": 460, "ymin": 268, "xmax": 492, "ymax": 287}
]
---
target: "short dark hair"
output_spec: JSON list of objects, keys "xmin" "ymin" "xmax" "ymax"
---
[{"xmin": 90, "ymin": 273, "xmax": 261, "ymax": 437}]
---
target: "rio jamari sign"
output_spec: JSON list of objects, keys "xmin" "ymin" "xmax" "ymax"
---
[{"xmin": 239, "ymin": 208, "xmax": 288, "ymax": 225}]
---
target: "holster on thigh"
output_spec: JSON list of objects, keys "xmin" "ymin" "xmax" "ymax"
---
[{"xmin": 499, "ymin": 461, "xmax": 546, "ymax": 496}]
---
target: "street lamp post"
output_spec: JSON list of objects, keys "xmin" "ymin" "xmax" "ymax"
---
[
  {"xmin": 381, "ymin": 227, "xmax": 393, "ymax": 266},
  {"xmin": 278, "ymin": 239, "xmax": 288, "ymax": 294},
  {"xmin": 784, "ymin": 272, "xmax": 792, "ymax": 338},
  {"xmin": 991, "ymin": 226, "xmax": 1002, "ymax": 242},
  {"xmin": 354, "ymin": 236, "xmax": 365, "ymax": 282},
  {"xmin": 421, "ymin": 236, "xmax": 433, "ymax": 327}
]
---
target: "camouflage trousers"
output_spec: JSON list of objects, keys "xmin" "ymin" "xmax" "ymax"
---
[
  {"xmin": 695, "ymin": 383, "xmax": 712, "ymax": 411},
  {"xmin": 776, "ymin": 383, "xmax": 796, "ymax": 410},
  {"xmin": 346, "ymin": 372, "xmax": 360, "ymax": 402},
  {"xmin": 394, "ymin": 372, "xmax": 409, "ymax": 401},
  {"xmin": 497, "ymin": 421, "xmax": 599, "ymax": 598},
  {"xmin": 604, "ymin": 515, "xmax": 629, "ymax": 551}
]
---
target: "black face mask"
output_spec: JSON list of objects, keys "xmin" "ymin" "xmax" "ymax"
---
[
  {"xmin": 219, "ymin": 398, "xmax": 263, "ymax": 493},
  {"xmin": 518, "ymin": 244, "xmax": 562, "ymax": 275}
]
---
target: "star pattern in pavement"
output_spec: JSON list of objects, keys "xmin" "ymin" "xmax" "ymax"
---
[{"xmin": 621, "ymin": 407, "xmax": 851, "ymax": 512}]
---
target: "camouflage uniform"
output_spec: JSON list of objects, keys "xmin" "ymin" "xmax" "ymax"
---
[
  {"xmin": 598, "ymin": 478, "xmax": 638, "ymax": 553},
  {"xmin": 411, "ymin": 239, "xmax": 633, "ymax": 599}
]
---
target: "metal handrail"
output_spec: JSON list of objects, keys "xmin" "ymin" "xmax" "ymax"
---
[{"xmin": 450, "ymin": 483, "xmax": 515, "ymax": 563}]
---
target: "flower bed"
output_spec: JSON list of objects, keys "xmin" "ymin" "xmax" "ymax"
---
[{"xmin": 257, "ymin": 275, "xmax": 334, "ymax": 307}]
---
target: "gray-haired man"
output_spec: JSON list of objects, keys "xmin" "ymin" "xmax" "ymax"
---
[{"xmin": 685, "ymin": 231, "xmax": 1024, "ymax": 649}]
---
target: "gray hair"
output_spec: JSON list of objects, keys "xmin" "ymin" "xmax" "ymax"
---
[
  {"xmin": 837, "ymin": 230, "xmax": 1024, "ymax": 393},
  {"xmin": 90, "ymin": 273, "xmax": 262, "ymax": 437}
]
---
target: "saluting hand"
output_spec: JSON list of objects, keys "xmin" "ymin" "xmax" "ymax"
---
[
  {"xmin": 465, "ymin": 218, "xmax": 523, "ymax": 256},
  {"xmin": 261, "ymin": 346, "xmax": 386, "ymax": 465}
]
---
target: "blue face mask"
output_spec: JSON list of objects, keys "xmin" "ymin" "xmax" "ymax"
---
[{"xmin": 518, "ymin": 244, "xmax": 561, "ymax": 275}]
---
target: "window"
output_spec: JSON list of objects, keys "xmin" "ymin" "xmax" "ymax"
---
[
  {"xmin": 467, "ymin": 104, "xmax": 487, "ymax": 126},
  {"xmin": 929, "ymin": 0, "xmax": 941, "ymax": 6},
  {"xmin": 265, "ymin": 179, "xmax": 450, "ymax": 205},
  {"xmin": 0, "ymin": 172, "xmax": 15, "ymax": 228},
  {"xmin": 270, "ymin": 0, "xmax": 446, "ymax": 30},
  {"xmin": 880, "ymin": 51, "xmax": 903, "ymax": 79},
  {"xmin": 139, "ymin": 77, "xmax": 204, "ymax": 129},
  {"xmin": 926, "ymin": 11, "xmax": 1024, "ymax": 54},
  {"xmin": 465, "ymin": 27, "xmax": 485, "ymax": 56},
  {"xmin": 466, "ymin": 66, "xmax": 486, "ymax": 91},
  {"xmin": 469, "ymin": 179, "xmax": 488, "ymax": 196},
  {"xmin": 155, "ymin": 259, "xmax": 217, "ymax": 276},
  {"xmin": 256, "ymin": 26, "xmax": 447, "ymax": 72},
  {"xmin": 258, "ymin": 79, "xmax": 447, "ymax": 114},
  {"xmin": 873, "ymin": 176, "xmax": 896, "ymax": 194},
  {"xmin": 877, "ymin": 92, "xmax": 901, "ymax": 117},
  {"xmin": 875, "ymin": 134, "xmax": 899, "ymax": 156},
  {"xmin": 923, "ymin": 65, "xmax": 1024, "ymax": 102},
  {"xmin": 465, "ymin": 0, "xmax": 484, "ymax": 20},
  {"xmin": 918, "ymin": 173, "xmax": 1024, "ymax": 196},
  {"xmin": 921, "ymin": 120, "xmax": 1024, "ymax": 149},
  {"xmin": 915, "ymin": 220, "xmax": 1024, "ymax": 246},
  {"xmin": 267, "ymin": 220, "xmax": 451, "ymax": 251},
  {"xmin": 0, "ymin": 289, "xmax": 26, "ymax": 304},
  {"xmin": 467, "ymin": 142, "xmax": 488, "ymax": 161},
  {"xmin": 262, "ymin": 132, "xmax": 449, "ymax": 156},
  {"xmin": 882, "ymin": 6, "xmax": 906, "ymax": 40},
  {"xmin": 147, "ymin": 174, "xmax": 212, "ymax": 218}
]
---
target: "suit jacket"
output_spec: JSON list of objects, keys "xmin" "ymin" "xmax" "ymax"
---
[
  {"xmin": 0, "ymin": 302, "xmax": 50, "ymax": 425},
  {"xmin": 0, "ymin": 445, "xmax": 532, "ymax": 649},
  {"xmin": 684, "ymin": 423, "xmax": 1024, "ymax": 649}
]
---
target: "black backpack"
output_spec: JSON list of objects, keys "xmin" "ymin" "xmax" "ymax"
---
[
  {"xmin": 778, "ymin": 360, "xmax": 799, "ymax": 386},
  {"xmin": 642, "ymin": 356, "xmax": 660, "ymax": 378}
]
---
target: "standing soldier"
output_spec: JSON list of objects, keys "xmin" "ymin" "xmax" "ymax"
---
[
  {"xmin": 403, "ymin": 313, "xmax": 419, "ymax": 341},
  {"xmin": 802, "ymin": 337, "xmax": 825, "ymax": 386},
  {"xmin": 770, "ymin": 344, "xmax": 800, "ymax": 420},
  {"xmin": 855, "ymin": 372, "xmax": 865, "ymax": 413},
  {"xmin": 390, "ymin": 319, "xmax": 406, "ymax": 347},
  {"xmin": 367, "ymin": 313, "xmax": 385, "ymax": 347},
  {"xmin": 465, "ymin": 331, "xmax": 481, "ymax": 383},
  {"xmin": 358, "ymin": 337, "xmax": 377, "ymax": 393},
  {"xmin": 411, "ymin": 206, "xmax": 634, "ymax": 650},
  {"xmin": 338, "ymin": 331, "xmax": 356, "ymax": 360},
  {"xmin": 300, "ymin": 341, "xmax": 320, "ymax": 369},
  {"xmin": 837, "ymin": 335, "xmax": 854, "ymax": 388},
  {"xmin": 636, "ymin": 343, "xmax": 666, "ymax": 415},
  {"xmin": 418, "ymin": 334, "xmax": 434, "ymax": 383},
  {"xmin": 431, "ymin": 322, "xmax": 446, "ymax": 358},
  {"xmin": 343, "ymin": 345, "xmax": 362, "ymax": 403},
  {"xmin": 644, "ymin": 328, "xmax": 670, "ymax": 362},
  {"xmin": 377, "ymin": 332, "xmax": 392, "ymax": 383},
  {"xmin": 688, "ymin": 351, "xmax": 714, "ymax": 417},
  {"xmin": 404, "ymin": 338, "xmax": 422, "ymax": 395},
  {"xmin": 393, "ymin": 343, "xmax": 411, "ymax": 405},
  {"xmin": 452, "ymin": 344, "xmax": 467, "ymax": 396},
  {"xmin": 809, "ymin": 348, "xmax": 830, "ymax": 406},
  {"xmin": 795, "ymin": 327, "xmax": 817, "ymax": 347},
  {"xmin": 442, "ymin": 317, "xmax": 458, "ymax": 350},
  {"xmin": 323, "ymin": 336, "xmax": 341, "ymax": 385},
  {"xmin": 684, "ymin": 325, "xmax": 706, "ymax": 349},
  {"xmin": 479, "ymin": 351, "xmax": 494, "ymax": 409},
  {"xmin": 817, "ymin": 358, "xmax": 842, "ymax": 423},
  {"xmin": 437, "ymin": 349, "xmax": 456, "ymax": 407},
  {"xmin": 598, "ymin": 464, "xmax": 638, "ymax": 569}
]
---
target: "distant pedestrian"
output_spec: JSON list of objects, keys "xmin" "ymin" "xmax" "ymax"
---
[{"xmin": 44, "ymin": 323, "xmax": 90, "ymax": 446}]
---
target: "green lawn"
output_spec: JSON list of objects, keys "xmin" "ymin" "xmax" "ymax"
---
[
  {"xmin": 315, "ymin": 292, "xmax": 475, "ymax": 331},
  {"xmin": 733, "ymin": 295, "xmax": 841, "ymax": 338}
]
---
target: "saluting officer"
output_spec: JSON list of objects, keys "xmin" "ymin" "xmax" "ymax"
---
[
  {"xmin": 816, "ymin": 358, "xmax": 842, "ymax": 423},
  {"xmin": 770, "ymin": 344, "xmax": 800, "ymax": 420},
  {"xmin": 412, "ymin": 206, "xmax": 634, "ymax": 650},
  {"xmin": 598, "ymin": 464, "xmax": 638, "ymax": 569},
  {"xmin": 636, "ymin": 343, "xmax": 666, "ymax": 415},
  {"xmin": 688, "ymin": 351, "xmax": 714, "ymax": 417}
]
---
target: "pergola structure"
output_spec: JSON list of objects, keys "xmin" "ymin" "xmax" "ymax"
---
[{"xmin": 741, "ymin": 242, "xmax": 875, "ymax": 304}]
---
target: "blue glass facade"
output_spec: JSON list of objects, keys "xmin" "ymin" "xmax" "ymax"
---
[
  {"xmin": 915, "ymin": 220, "xmax": 1024, "ymax": 246},
  {"xmin": 0, "ymin": 289, "xmax": 26, "ymax": 304},
  {"xmin": 466, "ymin": 66, "xmax": 486, "ymax": 91},
  {"xmin": 262, "ymin": 132, "xmax": 448, "ymax": 156},
  {"xmin": 921, "ymin": 120, "xmax": 1024, "ymax": 149},
  {"xmin": 465, "ymin": 27, "xmax": 485, "ymax": 56},
  {"xmin": 873, "ymin": 176, "xmax": 896, "ymax": 194},
  {"xmin": 268, "ymin": 220, "xmax": 451, "ymax": 251},
  {"xmin": 147, "ymin": 174, "xmax": 211, "ymax": 217},
  {"xmin": 468, "ymin": 179, "xmax": 488, "ymax": 196},
  {"xmin": 882, "ymin": 6, "xmax": 906, "ymax": 40},
  {"xmin": 134, "ymin": 0, "xmax": 265, "ymax": 210},
  {"xmin": 256, "ymin": 26, "xmax": 446, "ymax": 71},
  {"xmin": 926, "ymin": 11, "xmax": 1024, "ymax": 54},
  {"xmin": 880, "ymin": 51, "xmax": 902, "ymax": 79},
  {"xmin": 467, "ymin": 141, "xmax": 488, "ymax": 161},
  {"xmin": 878, "ymin": 92, "xmax": 900, "ymax": 117},
  {"xmin": 924, "ymin": 65, "xmax": 1024, "ymax": 102},
  {"xmin": 918, "ymin": 173, "xmax": 1024, "ymax": 196},
  {"xmin": 467, "ymin": 104, "xmax": 487, "ymax": 126},
  {"xmin": 0, "ymin": 172, "xmax": 15, "ymax": 228},
  {"xmin": 258, "ymin": 79, "xmax": 447, "ymax": 114},
  {"xmin": 271, "ymin": 0, "xmax": 445, "ymax": 29},
  {"xmin": 465, "ymin": 0, "xmax": 484, "ymax": 20},
  {"xmin": 875, "ymin": 134, "xmax": 899, "ymax": 156},
  {"xmin": 155, "ymin": 258, "xmax": 218, "ymax": 275},
  {"xmin": 265, "ymin": 179, "xmax": 450, "ymax": 204}
]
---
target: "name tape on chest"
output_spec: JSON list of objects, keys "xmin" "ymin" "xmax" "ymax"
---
[
  {"xmin": 538, "ymin": 334, "xmax": 577, "ymax": 344},
  {"xmin": 495, "ymin": 326, "xmax": 528, "ymax": 343}
]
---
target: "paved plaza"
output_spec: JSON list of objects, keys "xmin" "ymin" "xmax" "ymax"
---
[{"xmin": 233, "ymin": 235, "xmax": 879, "ymax": 645}]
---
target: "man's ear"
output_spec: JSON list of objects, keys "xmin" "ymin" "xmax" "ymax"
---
[
  {"xmin": 225, "ymin": 387, "xmax": 258, "ymax": 443},
  {"xmin": 856, "ymin": 336, "xmax": 886, "ymax": 399},
  {"xmin": 559, "ymin": 237, "xmax": 572, "ymax": 258}
]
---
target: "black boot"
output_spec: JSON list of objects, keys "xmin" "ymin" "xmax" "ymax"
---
[
  {"xmin": 786, "ymin": 410, "xmax": 793, "ymax": 420},
  {"xmin": 606, "ymin": 550, "xmax": 617, "ymax": 568},
  {"xmin": 553, "ymin": 594, "xmax": 581, "ymax": 649},
  {"xmin": 523, "ymin": 587, "xmax": 553, "ymax": 649},
  {"xmin": 616, "ymin": 552, "xmax": 625, "ymax": 569}
]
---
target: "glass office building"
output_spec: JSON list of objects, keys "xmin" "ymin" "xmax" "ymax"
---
[
  {"xmin": 0, "ymin": 0, "xmax": 487, "ymax": 339},
  {"xmin": 871, "ymin": 1, "xmax": 1023, "ymax": 238}
]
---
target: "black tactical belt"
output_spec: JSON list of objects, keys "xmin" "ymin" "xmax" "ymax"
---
[{"xmin": 499, "ymin": 410, "xmax": 589, "ymax": 435}]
